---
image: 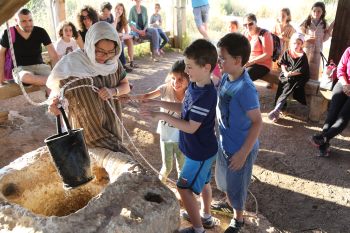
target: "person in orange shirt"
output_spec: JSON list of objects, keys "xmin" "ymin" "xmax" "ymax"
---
[{"xmin": 243, "ymin": 13, "xmax": 273, "ymax": 82}]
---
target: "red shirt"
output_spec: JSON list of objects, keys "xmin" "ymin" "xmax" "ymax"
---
[{"xmin": 244, "ymin": 29, "xmax": 273, "ymax": 70}]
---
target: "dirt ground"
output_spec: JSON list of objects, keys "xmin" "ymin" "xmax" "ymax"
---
[{"xmin": 0, "ymin": 52, "xmax": 349, "ymax": 233}]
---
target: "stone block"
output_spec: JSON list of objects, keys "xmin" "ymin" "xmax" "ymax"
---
[{"xmin": 0, "ymin": 147, "xmax": 180, "ymax": 233}]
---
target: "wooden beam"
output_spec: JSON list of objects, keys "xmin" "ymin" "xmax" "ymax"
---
[
  {"xmin": 0, "ymin": 0, "xmax": 29, "ymax": 25},
  {"xmin": 329, "ymin": 0, "xmax": 350, "ymax": 64},
  {"xmin": 0, "ymin": 83, "xmax": 41, "ymax": 100}
]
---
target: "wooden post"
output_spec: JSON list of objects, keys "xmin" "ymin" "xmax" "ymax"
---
[
  {"xmin": 174, "ymin": 0, "xmax": 186, "ymax": 49},
  {"xmin": 54, "ymin": 0, "xmax": 66, "ymax": 24},
  {"xmin": 329, "ymin": 0, "xmax": 350, "ymax": 64}
]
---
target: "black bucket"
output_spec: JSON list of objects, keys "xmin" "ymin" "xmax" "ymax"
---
[{"xmin": 44, "ymin": 107, "xmax": 94, "ymax": 189}]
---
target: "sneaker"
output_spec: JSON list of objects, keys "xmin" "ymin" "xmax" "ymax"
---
[
  {"xmin": 180, "ymin": 210, "xmax": 219, "ymax": 229},
  {"xmin": 179, "ymin": 227, "xmax": 205, "ymax": 233},
  {"xmin": 123, "ymin": 65, "xmax": 133, "ymax": 73},
  {"xmin": 318, "ymin": 142, "xmax": 330, "ymax": 157},
  {"xmin": 211, "ymin": 201, "xmax": 233, "ymax": 216},
  {"xmin": 310, "ymin": 134, "xmax": 326, "ymax": 147},
  {"xmin": 129, "ymin": 61, "xmax": 138, "ymax": 68},
  {"xmin": 224, "ymin": 219, "xmax": 244, "ymax": 233}
]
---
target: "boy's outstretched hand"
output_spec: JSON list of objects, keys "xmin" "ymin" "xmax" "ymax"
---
[
  {"xmin": 139, "ymin": 106, "xmax": 160, "ymax": 121},
  {"xmin": 228, "ymin": 150, "xmax": 248, "ymax": 171}
]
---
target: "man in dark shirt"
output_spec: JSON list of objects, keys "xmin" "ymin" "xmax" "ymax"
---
[{"xmin": 0, "ymin": 8, "xmax": 58, "ymax": 86}]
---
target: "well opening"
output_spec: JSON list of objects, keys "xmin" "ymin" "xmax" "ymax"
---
[{"xmin": 2, "ymin": 164, "xmax": 110, "ymax": 217}]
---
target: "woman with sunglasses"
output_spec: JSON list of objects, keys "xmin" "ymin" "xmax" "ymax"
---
[
  {"xmin": 47, "ymin": 21, "xmax": 131, "ymax": 153},
  {"xmin": 243, "ymin": 13, "xmax": 273, "ymax": 84},
  {"xmin": 76, "ymin": 5, "xmax": 99, "ymax": 49}
]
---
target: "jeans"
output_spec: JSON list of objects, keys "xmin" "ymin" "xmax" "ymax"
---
[
  {"xmin": 157, "ymin": 28, "xmax": 169, "ymax": 49},
  {"xmin": 215, "ymin": 145, "xmax": 258, "ymax": 211},
  {"xmin": 322, "ymin": 81, "xmax": 350, "ymax": 141},
  {"xmin": 119, "ymin": 43, "xmax": 126, "ymax": 66}
]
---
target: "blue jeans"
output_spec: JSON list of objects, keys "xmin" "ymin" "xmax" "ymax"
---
[
  {"xmin": 157, "ymin": 28, "xmax": 169, "ymax": 49},
  {"xmin": 215, "ymin": 145, "xmax": 258, "ymax": 211},
  {"xmin": 119, "ymin": 43, "xmax": 126, "ymax": 65},
  {"xmin": 130, "ymin": 28, "xmax": 160, "ymax": 53}
]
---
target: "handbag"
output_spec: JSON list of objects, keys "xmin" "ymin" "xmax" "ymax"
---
[
  {"xmin": 319, "ymin": 52, "xmax": 337, "ymax": 91},
  {"xmin": 4, "ymin": 26, "xmax": 16, "ymax": 81}
]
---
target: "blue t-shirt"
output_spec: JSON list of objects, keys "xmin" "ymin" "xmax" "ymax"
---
[
  {"xmin": 179, "ymin": 81, "xmax": 218, "ymax": 161},
  {"xmin": 217, "ymin": 71, "xmax": 260, "ymax": 156},
  {"xmin": 191, "ymin": 0, "xmax": 209, "ymax": 8}
]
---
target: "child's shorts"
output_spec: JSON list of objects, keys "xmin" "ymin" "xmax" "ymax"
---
[
  {"xmin": 193, "ymin": 4, "xmax": 210, "ymax": 27},
  {"xmin": 215, "ymin": 145, "xmax": 258, "ymax": 211},
  {"xmin": 177, "ymin": 154, "xmax": 216, "ymax": 195}
]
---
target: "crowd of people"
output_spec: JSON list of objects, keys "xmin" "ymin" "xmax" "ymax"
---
[{"xmin": 0, "ymin": 1, "xmax": 349, "ymax": 233}]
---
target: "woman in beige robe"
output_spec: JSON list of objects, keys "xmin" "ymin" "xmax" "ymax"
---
[{"xmin": 47, "ymin": 21, "xmax": 130, "ymax": 153}]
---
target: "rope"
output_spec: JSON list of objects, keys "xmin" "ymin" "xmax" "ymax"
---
[{"xmin": 5, "ymin": 21, "xmax": 48, "ymax": 106}]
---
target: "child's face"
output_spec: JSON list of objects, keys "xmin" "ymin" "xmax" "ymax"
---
[
  {"xmin": 116, "ymin": 6, "xmax": 123, "ymax": 17},
  {"xmin": 62, "ymin": 25, "xmax": 73, "ymax": 39},
  {"xmin": 184, "ymin": 58, "xmax": 211, "ymax": 83},
  {"xmin": 229, "ymin": 22, "xmax": 238, "ymax": 33},
  {"xmin": 217, "ymin": 47, "xmax": 241, "ymax": 74},
  {"xmin": 155, "ymin": 5, "xmax": 160, "ymax": 13},
  {"xmin": 102, "ymin": 8, "xmax": 111, "ymax": 18},
  {"xmin": 311, "ymin": 7, "xmax": 323, "ymax": 20},
  {"xmin": 170, "ymin": 72, "xmax": 189, "ymax": 93},
  {"xmin": 290, "ymin": 39, "xmax": 303, "ymax": 52}
]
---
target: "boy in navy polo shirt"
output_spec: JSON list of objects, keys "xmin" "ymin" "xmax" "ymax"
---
[
  {"xmin": 141, "ymin": 39, "xmax": 218, "ymax": 233},
  {"xmin": 216, "ymin": 33, "xmax": 262, "ymax": 233}
]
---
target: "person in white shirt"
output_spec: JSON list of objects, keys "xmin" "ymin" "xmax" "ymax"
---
[{"xmin": 54, "ymin": 21, "xmax": 79, "ymax": 59}]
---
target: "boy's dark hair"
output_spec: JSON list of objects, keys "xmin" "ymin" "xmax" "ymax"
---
[
  {"xmin": 244, "ymin": 13, "xmax": 257, "ymax": 23},
  {"xmin": 100, "ymin": 2, "xmax": 112, "ymax": 12},
  {"xmin": 184, "ymin": 39, "xmax": 218, "ymax": 72},
  {"xmin": 58, "ymin": 21, "xmax": 79, "ymax": 39},
  {"xmin": 18, "ymin": 8, "xmax": 31, "ymax": 15},
  {"xmin": 155, "ymin": 3, "xmax": 161, "ymax": 8},
  {"xmin": 217, "ymin": 33, "xmax": 251, "ymax": 66}
]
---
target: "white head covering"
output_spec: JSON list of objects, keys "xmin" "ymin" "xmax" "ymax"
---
[
  {"xmin": 290, "ymin": 32, "xmax": 305, "ymax": 44},
  {"xmin": 47, "ymin": 21, "xmax": 121, "ymax": 95}
]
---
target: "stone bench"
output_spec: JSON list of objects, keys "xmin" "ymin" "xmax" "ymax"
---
[
  {"xmin": 0, "ymin": 83, "xmax": 41, "ymax": 101},
  {"xmin": 260, "ymin": 70, "xmax": 331, "ymax": 122}
]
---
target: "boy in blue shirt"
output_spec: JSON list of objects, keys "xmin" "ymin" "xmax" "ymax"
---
[
  {"xmin": 216, "ymin": 33, "xmax": 262, "ymax": 233},
  {"xmin": 141, "ymin": 39, "xmax": 218, "ymax": 233}
]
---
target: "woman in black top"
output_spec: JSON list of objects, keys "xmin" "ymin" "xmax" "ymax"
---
[{"xmin": 76, "ymin": 5, "xmax": 99, "ymax": 48}]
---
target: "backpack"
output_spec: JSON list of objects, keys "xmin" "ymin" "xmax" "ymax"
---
[
  {"xmin": 4, "ymin": 26, "xmax": 16, "ymax": 81},
  {"xmin": 258, "ymin": 29, "xmax": 281, "ymax": 62}
]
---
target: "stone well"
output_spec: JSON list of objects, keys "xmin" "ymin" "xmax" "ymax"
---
[{"xmin": 0, "ymin": 147, "xmax": 180, "ymax": 233}]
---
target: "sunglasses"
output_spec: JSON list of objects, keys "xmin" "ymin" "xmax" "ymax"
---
[
  {"xmin": 81, "ymin": 16, "xmax": 90, "ymax": 21},
  {"xmin": 243, "ymin": 22, "xmax": 254, "ymax": 27}
]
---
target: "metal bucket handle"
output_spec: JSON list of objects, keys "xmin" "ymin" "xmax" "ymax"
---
[{"xmin": 56, "ymin": 107, "xmax": 72, "ymax": 135}]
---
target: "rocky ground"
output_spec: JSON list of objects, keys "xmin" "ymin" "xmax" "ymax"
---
[{"xmin": 0, "ymin": 52, "xmax": 349, "ymax": 233}]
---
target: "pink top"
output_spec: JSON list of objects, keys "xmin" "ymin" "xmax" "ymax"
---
[
  {"xmin": 244, "ymin": 29, "xmax": 273, "ymax": 69},
  {"xmin": 337, "ymin": 47, "xmax": 350, "ymax": 84}
]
